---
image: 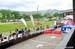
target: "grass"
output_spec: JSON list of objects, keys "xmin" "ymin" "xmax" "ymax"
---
[{"xmin": 0, "ymin": 21, "xmax": 54, "ymax": 35}]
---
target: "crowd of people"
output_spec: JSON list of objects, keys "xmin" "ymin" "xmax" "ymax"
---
[
  {"xmin": 0, "ymin": 22, "xmax": 72, "ymax": 44},
  {"xmin": 0, "ymin": 25, "xmax": 51, "ymax": 43}
]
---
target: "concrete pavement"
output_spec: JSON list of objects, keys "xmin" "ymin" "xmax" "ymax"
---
[{"xmin": 7, "ymin": 34, "xmax": 63, "ymax": 49}]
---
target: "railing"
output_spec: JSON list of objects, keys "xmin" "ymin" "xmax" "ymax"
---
[
  {"xmin": 0, "ymin": 25, "xmax": 59, "ymax": 49},
  {"xmin": 55, "ymin": 27, "xmax": 75, "ymax": 49},
  {"xmin": 0, "ymin": 29, "xmax": 45, "ymax": 49},
  {"xmin": 0, "ymin": 27, "xmax": 53, "ymax": 44}
]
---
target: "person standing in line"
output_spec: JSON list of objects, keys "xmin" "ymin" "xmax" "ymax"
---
[
  {"xmin": 15, "ymin": 28, "xmax": 19, "ymax": 38},
  {"xmin": 21, "ymin": 29, "xmax": 24, "ymax": 37},
  {"xmin": 0, "ymin": 33, "xmax": 2, "ymax": 43},
  {"xmin": 25, "ymin": 29, "xmax": 30, "ymax": 36}
]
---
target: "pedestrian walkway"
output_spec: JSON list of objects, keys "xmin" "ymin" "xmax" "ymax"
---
[{"xmin": 7, "ymin": 34, "xmax": 63, "ymax": 49}]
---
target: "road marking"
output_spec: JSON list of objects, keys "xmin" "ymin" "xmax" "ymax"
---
[
  {"xmin": 30, "ymin": 39, "xmax": 57, "ymax": 46},
  {"xmin": 36, "ymin": 44, "xmax": 44, "ymax": 48},
  {"xmin": 50, "ymin": 36, "xmax": 56, "ymax": 39}
]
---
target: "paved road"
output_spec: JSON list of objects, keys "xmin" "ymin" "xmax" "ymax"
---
[{"xmin": 7, "ymin": 34, "xmax": 63, "ymax": 49}]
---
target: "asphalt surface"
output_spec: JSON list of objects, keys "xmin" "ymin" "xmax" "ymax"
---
[{"xmin": 6, "ymin": 34, "xmax": 63, "ymax": 49}]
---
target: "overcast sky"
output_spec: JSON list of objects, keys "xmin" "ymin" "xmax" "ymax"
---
[{"xmin": 0, "ymin": 0, "xmax": 73, "ymax": 11}]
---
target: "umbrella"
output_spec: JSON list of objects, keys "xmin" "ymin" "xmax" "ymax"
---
[{"xmin": 66, "ymin": 21, "xmax": 74, "ymax": 24}]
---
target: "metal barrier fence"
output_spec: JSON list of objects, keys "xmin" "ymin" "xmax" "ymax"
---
[
  {"xmin": 0, "ymin": 28, "xmax": 53, "ymax": 49},
  {"xmin": 55, "ymin": 27, "xmax": 75, "ymax": 49},
  {"xmin": 0, "ymin": 25, "xmax": 60, "ymax": 49}
]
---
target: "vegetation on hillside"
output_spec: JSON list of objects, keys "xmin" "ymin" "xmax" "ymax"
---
[{"xmin": 0, "ymin": 9, "xmax": 64, "ymax": 22}]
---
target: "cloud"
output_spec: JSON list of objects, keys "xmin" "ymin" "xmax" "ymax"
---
[{"xmin": 0, "ymin": 0, "xmax": 73, "ymax": 11}]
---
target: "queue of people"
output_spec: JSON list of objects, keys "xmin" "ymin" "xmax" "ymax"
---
[{"xmin": 0, "ymin": 25, "xmax": 51, "ymax": 43}]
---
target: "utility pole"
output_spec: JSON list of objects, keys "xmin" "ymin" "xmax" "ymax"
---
[
  {"xmin": 37, "ymin": 5, "xmax": 40, "ymax": 24},
  {"xmin": 65, "ymin": 0, "xmax": 75, "ymax": 49},
  {"xmin": 37, "ymin": 5, "xmax": 39, "ymax": 13}
]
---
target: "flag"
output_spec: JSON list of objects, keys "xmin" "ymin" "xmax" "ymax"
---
[
  {"xmin": 21, "ymin": 18, "xmax": 27, "ymax": 27},
  {"xmin": 30, "ymin": 15, "xmax": 35, "ymax": 28}
]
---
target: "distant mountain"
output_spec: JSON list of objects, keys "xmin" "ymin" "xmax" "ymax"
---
[{"xmin": 18, "ymin": 9, "xmax": 64, "ymax": 14}]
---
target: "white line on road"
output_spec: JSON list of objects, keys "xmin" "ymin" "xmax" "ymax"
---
[{"xmin": 30, "ymin": 39, "xmax": 57, "ymax": 46}]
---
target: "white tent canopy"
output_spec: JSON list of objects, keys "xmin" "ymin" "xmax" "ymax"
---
[{"xmin": 64, "ymin": 15, "xmax": 73, "ymax": 20}]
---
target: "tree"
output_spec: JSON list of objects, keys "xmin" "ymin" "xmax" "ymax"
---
[
  {"xmin": 22, "ymin": 13, "xmax": 30, "ymax": 20},
  {"xmin": 11, "ymin": 11, "xmax": 21, "ymax": 21},
  {"xmin": 53, "ymin": 12, "xmax": 64, "ymax": 17},
  {"xmin": 43, "ymin": 13, "xmax": 54, "ymax": 20},
  {"xmin": 0, "ymin": 9, "xmax": 12, "ymax": 22},
  {"xmin": 32, "ymin": 13, "xmax": 42, "ymax": 20},
  {"xmin": 52, "ymin": 12, "xmax": 64, "ymax": 20}
]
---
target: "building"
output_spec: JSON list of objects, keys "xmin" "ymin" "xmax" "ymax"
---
[
  {"xmin": 61, "ymin": 9, "xmax": 73, "ymax": 23},
  {"xmin": 64, "ymin": 9, "xmax": 73, "ymax": 16},
  {"xmin": 64, "ymin": 9, "xmax": 73, "ymax": 19}
]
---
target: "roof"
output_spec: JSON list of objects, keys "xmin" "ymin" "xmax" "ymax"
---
[{"xmin": 64, "ymin": 9, "xmax": 73, "ymax": 12}]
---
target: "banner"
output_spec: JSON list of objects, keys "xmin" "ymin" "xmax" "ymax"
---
[
  {"xmin": 21, "ymin": 18, "xmax": 27, "ymax": 27},
  {"xmin": 30, "ymin": 15, "xmax": 35, "ymax": 28}
]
